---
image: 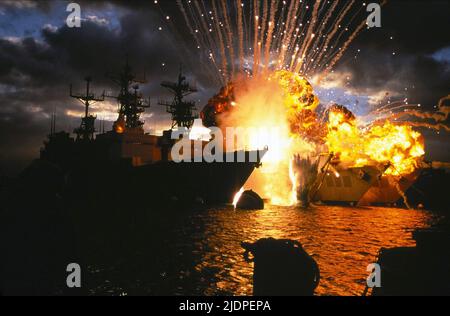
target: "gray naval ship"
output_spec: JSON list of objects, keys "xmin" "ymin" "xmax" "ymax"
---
[{"xmin": 40, "ymin": 60, "xmax": 266, "ymax": 207}]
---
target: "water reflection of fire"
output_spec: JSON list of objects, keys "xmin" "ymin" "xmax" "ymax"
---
[{"xmin": 202, "ymin": 70, "xmax": 426, "ymax": 206}]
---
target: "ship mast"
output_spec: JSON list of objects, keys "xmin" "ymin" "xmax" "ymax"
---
[
  {"xmin": 70, "ymin": 76, "xmax": 105, "ymax": 141},
  {"xmin": 159, "ymin": 66, "xmax": 198, "ymax": 129},
  {"xmin": 107, "ymin": 58, "xmax": 150, "ymax": 131}
]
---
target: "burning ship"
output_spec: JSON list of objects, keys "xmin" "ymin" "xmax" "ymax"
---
[
  {"xmin": 40, "ymin": 60, "xmax": 266, "ymax": 206},
  {"xmin": 310, "ymin": 154, "xmax": 383, "ymax": 206},
  {"xmin": 200, "ymin": 71, "xmax": 427, "ymax": 207}
]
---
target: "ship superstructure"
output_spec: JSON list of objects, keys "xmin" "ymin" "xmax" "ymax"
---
[
  {"xmin": 70, "ymin": 77, "xmax": 105, "ymax": 141},
  {"xmin": 39, "ymin": 58, "xmax": 266, "ymax": 205},
  {"xmin": 310, "ymin": 153, "xmax": 384, "ymax": 205},
  {"xmin": 159, "ymin": 67, "xmax": 198, "ymax": 129}
]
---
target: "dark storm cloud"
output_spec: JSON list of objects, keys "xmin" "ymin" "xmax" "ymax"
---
[
  {"xmin": 334, "ymin": 1, "xmax": 450, "ymax": 109},
  {"xmin": 0, "ymin": 1, "xmax": 220, "ymax": 175},
  {"xmin": 0, "ymin": 0, "xmax": 51, "ymax": 11},
  {"xmin": 328, "ymin": 1, "xmax": 450, "ymax": 163}
]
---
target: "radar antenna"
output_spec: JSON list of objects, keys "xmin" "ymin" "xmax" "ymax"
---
[
  {"xmin": 159, "ymin": 66, "xmax": 198, "ymax": 129},
  {"xmin": 106, "ymin": 57, "xmax": 150, "ymax": 131},
  {"xmin": 70, "ymin": 76, "xmax": 105, "ymax": 141}
]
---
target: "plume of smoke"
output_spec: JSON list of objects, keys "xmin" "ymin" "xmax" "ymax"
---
[
  {"xmin": 394, "ymin": 180, "xmax": 411, "ymax": 210},
  {"xmin": 389, "ymin": 95, "xmax": 450, "ymax": 132}
]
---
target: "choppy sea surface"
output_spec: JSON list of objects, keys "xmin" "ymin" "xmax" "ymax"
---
[{"xmin": 87, "ymin": 205, "xmax": 437, "ymax": 296}]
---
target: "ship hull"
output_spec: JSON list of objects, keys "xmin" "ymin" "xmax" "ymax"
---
[
  {"xmin": 358, "ymin": 170, "xmax": 421, "ymax": 206},
  {"xmin": 311, "ymin": 155, "xmax": 383, "ymax": 205},
  {"xmin": 312, "ymin": 166, "xmax": 381, "ymax": 204},
  {"xmin": 64, "ymin": 150, "xmax": 266, "ymax": 207}
]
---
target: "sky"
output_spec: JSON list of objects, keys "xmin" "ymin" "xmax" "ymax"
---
[{"xmin": 0, "ymin": 0, "xmax": 449, "ymax": 176}]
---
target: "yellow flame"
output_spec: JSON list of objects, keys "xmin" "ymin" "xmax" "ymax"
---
[
  {"xmin": 224, "ymin": 71, "xmax": 318, "ymax": 206},
  {"xmin": 210, "ymin": 70, "xmax": 426, "ymax": 206},
  {"xmin": 326, "ymin": 109, "xmax": 425, "ymax": 176}
]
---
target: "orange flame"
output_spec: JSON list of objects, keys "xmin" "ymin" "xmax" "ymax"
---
[
  {"xmin": 326, "ymin": 107, "xmax": 425, "ymax": 176},
  {"xmin": 202, "ymin": 70, "xmax": 426, "ymax": 205}
]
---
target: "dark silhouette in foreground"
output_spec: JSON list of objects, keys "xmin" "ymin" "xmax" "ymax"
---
[
  {"xmin": 236, "ymin": 190, "xmax": 264, "ymax": 210},
  {"xmin": 0, "ymin": 160, "xmax": 81, "ymax": 295},
  {"xmin": 372, "ymin": 218, "xmax": 450, "ymax": 296},
  {"xmin": 242, "ymin": 238, "xmax": 320, "ymax": 296}
]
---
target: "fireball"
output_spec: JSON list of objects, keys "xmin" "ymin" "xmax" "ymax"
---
[
  {"xmin": 325, "ymin": 106, "xmax": 425, "ymax": 177},
  {"xmin": 202, "ymin": 71, "xmax": 320, "ymax": 206},
  {"xmin": 202, "ymin": 70, "xmax": 426, "ymax": 206}
]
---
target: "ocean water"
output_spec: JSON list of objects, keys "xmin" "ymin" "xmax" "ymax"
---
[{"xmin": 86, "ymin": 205, "xmax": 437, "ymax": 296}]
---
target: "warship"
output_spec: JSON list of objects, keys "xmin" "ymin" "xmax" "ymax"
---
[
  {"xmin": 40, "ymin": 60, "xmax": 266, "ymax": 206},
  {"xmin": 310, "ymin": 154, "xmax": 384, "ymax": 205},
  {"xmin": 358, "ymin": 170, "xmax": 421, "ymax": 207}
]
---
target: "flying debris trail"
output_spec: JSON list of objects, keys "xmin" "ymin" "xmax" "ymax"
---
[
  {"xmin": 395, "ymin": 181, "xmax": 412, "ymax": 210},
  {"xmin": 173, "ymin": 0, "xmax": 373, "ymax": 79},
  {"xmin": 408, "ymin": 122, "xmax": 450, "ymax": 132},
  {"xmin": 323, "ymin": 4, "xmax": 366, "ymax": 69},
  {"xmin": 176, "ymin": 0, "xmax": 219, "ymax": 83},
  {"xmin": 404, "ymin": 94, "xmax": 450, "ymax": 123},
  {"xmin": 278, "ymin": 0, "xmax": 298, "ymax": 70},
  {"xmin": 319, "ymin": 0, "xmax": 388, "ymax": 79},
  {"xmin": 193, "ymin": 1, "xmax": 216, "ymax": 56},
  {"xmin": 176, "ymin": 0, "xmax": 202, "ymax": 53},
  {"xmin": 295, "ymin": 0, "xmax": 322, "ymax": 73},
  {"xmin": 272, "ymin": 1, "xmax": 287, "ymax": 58},
  {"xmin": 258, "ymin": 0, "xmax": 269, "ymax": 69},
  {"xmin": 314, "ymin": 0, "xmax": 356, "ymax": 71},
  {"xmin": 386, "ymin": 95, "xmax": 450, "ymax": 132},
  {"xmin": 263, "ymin": 0, "xmax": 279, "ymax": 69},
  {"xmin": 220, "ymin": 0, "xmax": 236, "ymax": 78},
  {"xmin": 304, "ymin": 0, "xmax": 340, "ymax": 73},
  {"xmin": 236, "ymin": 0, "xmax": 245, "ymax": 72},
  {"xmin": 321, "ymin": 18, "xmax": 367, "ymax": 78},
  {"xmin": 252, "ymin": 0, "xmax": 261, "ymax": 75},
  {"xmin": 212, "ymin": 0, "xmax": 228, "ymax": 81},
  {"xmin": 193, "ymin": 0, "xmax": 223, "ymax": 83}
]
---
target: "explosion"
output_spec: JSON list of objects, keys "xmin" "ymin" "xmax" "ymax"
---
[
  {"xmin": 202, "ymin": 70, "xmax": 321, "ymax": 206},
  {"xmin": 160, "ymin": 0, "xmax": 435, "ymax": 206},
  {"xmin": 202, "ymin": 71, "xmax": 427, "ymax": 206},
  {"xmin": 326, "ymin": 106, "xmax": 425, "ymax": 177}
]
